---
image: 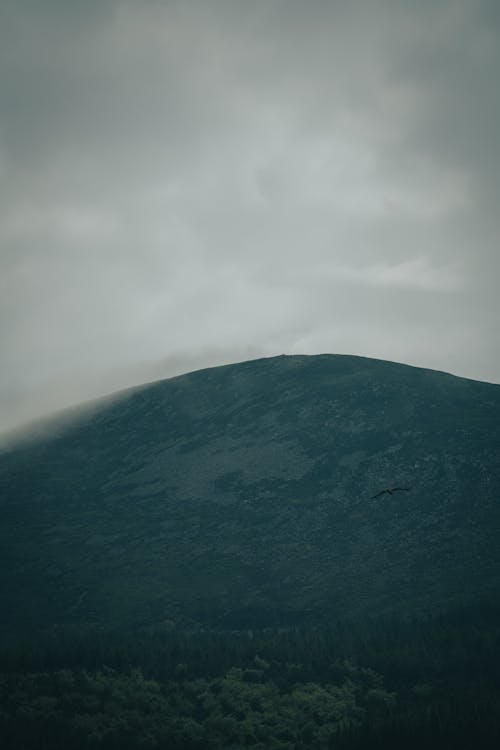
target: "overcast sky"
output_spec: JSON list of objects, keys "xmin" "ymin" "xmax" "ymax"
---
[{"xmin": 1, "ymin": 0, "xmax": 499, "ymax": 433}]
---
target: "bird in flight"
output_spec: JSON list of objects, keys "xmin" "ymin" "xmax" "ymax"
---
[{"xmin": 370, "ymin": 487, "xmax": 411, "ymax": 499}]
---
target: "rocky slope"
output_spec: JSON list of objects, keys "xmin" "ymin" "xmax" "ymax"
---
[{"xmin": 1, "ymin": 354, "xmax": 499, "ymax": 632}]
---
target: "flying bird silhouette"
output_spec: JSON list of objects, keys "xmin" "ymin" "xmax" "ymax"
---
[{"xmin": 370, "ymin": 487, "xmax": 411, "ymax": 499}]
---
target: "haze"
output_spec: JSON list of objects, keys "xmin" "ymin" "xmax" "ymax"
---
[{"xmin": 1, "ymin": 0, "xmax": 499, "ymax": 434}]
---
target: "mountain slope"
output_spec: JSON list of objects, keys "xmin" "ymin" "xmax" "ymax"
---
[{"xmin": 1, "ymin": 354, "xmax": 500, "ymax": 632}]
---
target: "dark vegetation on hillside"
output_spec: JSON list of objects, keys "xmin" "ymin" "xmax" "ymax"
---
[
  {"xmin": 1, "ymin": 355, "xmax": 500, "ymax": 632},
  {"xmin": 1, "ymin": 606, "xmax": 500, "ymax": 749},
  {"xmin": 1, "ymin": 355, "xmax": 500, "ymax": 747}
]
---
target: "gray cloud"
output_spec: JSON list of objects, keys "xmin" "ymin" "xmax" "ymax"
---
[{"xmin": 1, "ymin": 0, "xmax": 499, "ymax": 434}]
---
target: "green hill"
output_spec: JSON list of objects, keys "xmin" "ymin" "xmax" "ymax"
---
[{"xmin": 1, "ymin": 354, "xmax": 500, "ymax": 632}]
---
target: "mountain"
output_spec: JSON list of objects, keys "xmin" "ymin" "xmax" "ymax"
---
[{"xmin": 1, "ymin": 354, "xmax": 500, "ymax": 633}]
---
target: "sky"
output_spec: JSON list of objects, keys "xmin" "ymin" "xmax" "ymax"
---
[{"xmin": 1, "ymin": 0, "xmax": 500, "ymax": 434}]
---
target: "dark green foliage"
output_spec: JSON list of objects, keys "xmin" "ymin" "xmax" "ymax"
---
[
  {"xmin": 1, "ymin": 354, "xmax": 500, "ymax": 633},
  {"xmin": 1, "ymin": 606, "xmax": 500, "ymax": 748}
]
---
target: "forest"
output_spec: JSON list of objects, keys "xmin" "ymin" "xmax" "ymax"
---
[{"xmin": 1, "ymin": 603, "xmax": 500, "ymax": 749}]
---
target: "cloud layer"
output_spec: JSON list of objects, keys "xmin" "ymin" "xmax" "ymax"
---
[{"xmin": 1, "ymin": 0, "xmax": 500, "ymax": 432}]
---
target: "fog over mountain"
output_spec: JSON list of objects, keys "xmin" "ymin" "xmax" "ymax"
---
[{"xmin": 1, "ymin": 0, "xmax": 500, "ymax": 434}]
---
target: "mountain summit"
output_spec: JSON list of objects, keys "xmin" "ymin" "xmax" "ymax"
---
[{"xmin": 1, "ymin": 354, "xmax": 500, "ymax": 632}]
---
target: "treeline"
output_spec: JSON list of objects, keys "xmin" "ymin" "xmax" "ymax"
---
[{"xmin": 1, "ymin": 604, "xmax": 500, "ymax": 748}]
